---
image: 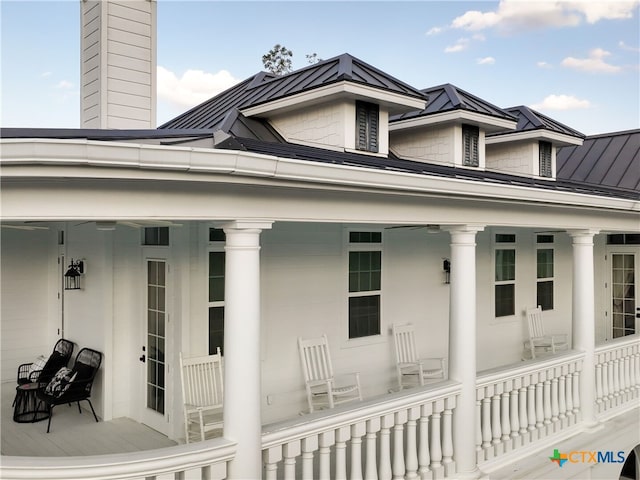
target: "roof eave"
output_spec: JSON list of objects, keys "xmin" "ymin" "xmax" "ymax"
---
[
  {"xmin": 486, "ymin": 130, "xmax": 584, "ymax": 146},
  {"xmin": 389, "ymin": 110, "xmax": 517, "ymax": 133}
]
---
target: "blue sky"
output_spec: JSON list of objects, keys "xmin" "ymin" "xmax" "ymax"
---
[{"xmin": 1, "ymin": 1, "xmax": 639, "ymax": 135}]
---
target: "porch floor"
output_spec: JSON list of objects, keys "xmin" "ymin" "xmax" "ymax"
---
[{"xmin": 0, "ymin": 381, "xmax": 176, "ymax": 456}]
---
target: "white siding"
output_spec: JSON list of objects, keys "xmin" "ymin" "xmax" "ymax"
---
[
  {"xmin": 390, "ymin": 124, "xmax": 456, "ymax": 165},
  {"xmin": 486, "ymin": 141, "xmax": 535, "ymax": 176}
]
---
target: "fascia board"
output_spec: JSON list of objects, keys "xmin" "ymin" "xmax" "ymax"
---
[
  {"xmin": 240, "ymin": 81, "xmax": 426, "ymax": 117},
  {"xmin": 389, "ymin": 110, "xmax": 517, "ymax": 132},
  {"xmin": 1, "ymin": 139, "xmax": 637, "ymax": 213},
  {"xmin": 486, "ymin": 130, "xmax": 584, "ymax": 146}
]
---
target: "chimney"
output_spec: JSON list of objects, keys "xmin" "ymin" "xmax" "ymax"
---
[{"xmin": 80, "ymin": 0, "xmax": 156, "ymax": 129}]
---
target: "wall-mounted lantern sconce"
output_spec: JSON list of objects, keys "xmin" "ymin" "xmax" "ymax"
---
[
  {"xmin": 64, "ymin": 259, "xmax": 84, "ymax": 290},
  {"xmin": 443, "ymin": 258, "xmax": 451, "ymax": 284}
]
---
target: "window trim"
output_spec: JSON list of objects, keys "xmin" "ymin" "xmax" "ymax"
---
[
  {"xmin": 535, "ymin": 235, "xmax": 555, "ymax": 311},
  {"xmin": 344, "ymin": 228, "xmax": 384, "ymax": 344},
  {"xmin": 492, "ymin": 232, "xmax": 517, "ymax": 320}
]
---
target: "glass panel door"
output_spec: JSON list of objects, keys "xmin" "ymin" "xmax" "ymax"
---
[
  {"xmin": 146, "ymin": 260, "xmax": 167, "ymax": 420},
  {"xmin": 612, "ymin": 253, "xmax": 636, "ymax": 338}
]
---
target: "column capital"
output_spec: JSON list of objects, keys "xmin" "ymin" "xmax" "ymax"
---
[
  {"xmin": 567, "ymin": 229, "xmax": 600, "ymax": 240},
  {"xmin": 442, "ymin": 225, "xmax": 485, "ymax": 235},
  {"xmin": 220, "ymin": 220, "xmax": 274, "ymax": 231}
]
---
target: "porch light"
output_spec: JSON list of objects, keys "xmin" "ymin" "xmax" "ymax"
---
[
  {"xmin": 443, "ymin": 258, "xmax": 451, "ymax": 284},
  {"xmin": 64, "ymin": 259, "xmax": 84, "ymax": 290}
]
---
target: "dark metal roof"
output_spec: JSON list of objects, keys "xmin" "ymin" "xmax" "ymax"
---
[
  {"xmin": 390, "ymin": 84, "xmax": 517, "ymax": 123},
  {"xmin": 488, "ymin": 106, "xmax": 585, "ymax": 139},
  {"xmin": 160, "ymin": 54, "xmax": 427, "ymax": 130},
  {"xmin": 557, "ymin": 129, "xmax": 640, "ymax": 192},
  {"xmin": 218, "ymin": 137, "xmax": 639, "ymax": 201}
]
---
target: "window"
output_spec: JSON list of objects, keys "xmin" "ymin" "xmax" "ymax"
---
[
  {"xmin": 143, "ymin": 227, "xmax": 169, "ymax": 246},
  {"xmin": 356, "ymin": 101, "xmax": 379, "ymax": 153},
  {"xmin": 462, "ymin": 124, "xmax": 479, "ymax": 167},
  {"xmin": 495, "ymin": 234, "xmax": 516, "ymax": 317},
  {"xmin": 348, "ymin": 231, "xmax": 382, "ymax": 338},
  {"xmin": 536, "ymin": 235, "xmax": 554, "ymax": 310},
  {"xmin": 539, "ymin": 141, "xmax": 552, "ymax": 177},
  {"xmin": 607, "ymin": 234, "xmax": 640, "ymax": 245},
  {"xmin": 208, "ymin": 228, "xmax": 226, "ymax": 355},
  {"xmin": 611, "ymin": 254, "xmax": 635, "ymax": 338}
]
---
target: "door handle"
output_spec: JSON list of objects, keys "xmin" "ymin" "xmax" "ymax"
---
[{"xmin": 139, "ymin": 354, "xmax": 146, "ymax": 363}]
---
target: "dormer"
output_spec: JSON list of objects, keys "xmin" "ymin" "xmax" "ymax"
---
[
  {"xmin": 485, "ymin": 106, "xmax": 585, "ymax": 180},
  {"xmin": 389, "ymin": 84, "xmax": 517, "ymax": 169},
  {"xmin": 237, "ymin": 54, "xmax": 427, "ymax": 156}
]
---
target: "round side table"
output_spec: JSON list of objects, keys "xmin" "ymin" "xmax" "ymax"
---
[{"xmin": 13, "ymin": 382, "xmax": 49, "ymax": 423}]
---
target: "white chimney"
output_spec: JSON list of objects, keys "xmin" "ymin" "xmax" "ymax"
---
[{"xmin": 80, "ymin": 0, "xmax": 156, "ymax": 129}]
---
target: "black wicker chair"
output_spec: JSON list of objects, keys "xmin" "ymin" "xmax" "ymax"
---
[
  {"xmin": 16, "ymin": 338, "xmax": 75, "ymax": 387},
  {"xmin": 37, "ymin": 347, "xmax": 102, "ymax": 433}
]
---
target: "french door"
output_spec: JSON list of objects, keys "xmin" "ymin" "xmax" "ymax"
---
[
  {"xmin": 611, "ymin": 252, "xmax": 638, "ymax": 339},
  {"xmin": 142, "ymin": 258, "xmax": 170, "ymax": 434}
]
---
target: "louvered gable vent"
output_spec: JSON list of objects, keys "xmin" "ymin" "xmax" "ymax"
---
[
  {"xmin": 462, "ymin": 124, "xmax": 479, "ymax": 167},
  {"xmin": 356, "ymin": 101, "xmax": 379, "ymax": 153}
]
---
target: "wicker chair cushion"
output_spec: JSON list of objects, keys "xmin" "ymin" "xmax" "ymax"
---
[{"xmin": 45, "ymin": 367, "xmax": 77, "ymax": 398}]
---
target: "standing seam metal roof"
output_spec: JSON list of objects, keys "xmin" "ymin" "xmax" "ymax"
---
[{"xmin": 488, "ymin": 106, "xmax": 585, "ymax": 138}]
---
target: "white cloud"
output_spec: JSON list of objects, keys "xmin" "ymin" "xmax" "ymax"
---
[
  {"xmin": 619, "ymin": 40, "xmax": 640, "ymax": 52},
  {"xmin": 55, "ymin": 80, "xmax": 74, "ymax": 89},
  {"xmin": 537, "ymin": 61, "xmax": 553, "ymax": 68},
  {"xmin": 477, "ymin": 56, "xmax": 496, "ymax": 65},
  {"xmin": 561, "ymin": 48, "xmax": 622, "ymax": 73},
  {"xmin": 444, "ymin": 38, "xmax": 470, "ymax": 53},
  {"xmin": 157, "ymin": 66, "xmax": 239, "ymax": 108},
  {"xmin": 450, "ymin": 0, "xmax": 639, "ymax": 32},
  {"xmin": 426, "ymin": 26, "xmax": 443, "ymax": 36},
  {"xmin": 531, "ymin": 94, "xmax": 591, "ymax": 111}
]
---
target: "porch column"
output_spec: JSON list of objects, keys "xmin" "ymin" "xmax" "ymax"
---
[
  {"xmin": 568, "ymin": 229, "xmax": 599, "ymax": 427},
  {"xmin": 445, "ymin": 225, "xmax": 484, "ymax": 479},
  {"xmin": 222, "ymin": 220, "xmax": 273, "ymax": 480}
]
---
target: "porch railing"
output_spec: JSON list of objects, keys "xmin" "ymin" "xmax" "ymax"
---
[
  {"xmin": 475, "ymin": 351, "xmax": 584, "ymax": 464},
  {"xmin": 261, "ymin": 380, "xmax": 461, "ymax": 480},
  {"xmin": 595, "ymin": 334, "xmax": 640, "ymax": 418},
  {"xmin": 0, "ymin": 437, "xmax": 236, "ymax": 480}
]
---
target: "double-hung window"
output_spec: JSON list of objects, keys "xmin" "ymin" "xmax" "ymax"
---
[
  {"xmin": 462, "ymin": 124, "xmax": 479, "ymax": 167},
  {"xmin": 539, "ymin": 141, "xmax": 552, "ymax": 177},
  {"xmin": 494, "ymin": 234, "xmax": 516, "ymax": 317},
  {"xmin": 348, "ymin": 231, "xmax": 382, "ymax": 338},
  {"xmin": 536, "ymin": 235, "xmax": 554, "ymax": 310},
  {"xmin": 208, "ymin": 228, "xmax": 226, "ymax": 355},
  {"xmin": 356, "ymin": 101, "xmax": 379, "ymax": 153}
]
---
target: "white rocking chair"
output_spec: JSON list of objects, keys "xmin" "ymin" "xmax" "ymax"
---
[
  {"xmin": 179, "ymin": 349, "xmax": 224, "ymax": 443},
  {"xmin": 524, "ymin": 306, "xmax": 569, "ymax": 359},
  {"xmin": 298, "ymin": 335, "xmax": 362, "ymax": 413},
  {"xmin": 392, "ymin": 323, "xmax": 445, "ymax": 390}
]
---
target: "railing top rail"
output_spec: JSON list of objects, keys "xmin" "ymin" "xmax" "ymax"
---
[
  {"xmin": 0, "ymin": 437, "xmax": 237, "ymax": 480},
  {"xmin": 262, "ymin": 380, "xmax": 461, "ymax": 448},
  {"xmin": 595, "ymin": 334, "xmax": 640, "ymax": 354},
  {"xmin": 476, "ymin": 350, "xmax": 585, "ymax": 388}
]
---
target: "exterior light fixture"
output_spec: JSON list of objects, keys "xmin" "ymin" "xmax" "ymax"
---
[
  {"xmin": 443, "ymin": 258, "xmax": 451, "ymax": 284},
  {"xmin": 64, "ymin": 259, "xmax": 84, "ymax": 290}
]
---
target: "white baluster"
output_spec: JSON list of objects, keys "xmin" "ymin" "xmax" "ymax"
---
[
  {"xmin": 475, "ymin": 398, "xmax": 483, "ymax": 454},
  {"xmin": 283, "ymin": 441, "xmax": 301, "ymax": 480},
  {"xmin": 351, "ymin": 423, "xmax": 365, "ymax": 480},
  {"xmin": 595, "ymin": 362, "xmax": 603, "ymax": 407},
  {"xmin": 607, "ymin": 358, "xmax": 615, "ymax": 403},
  {"xmin": 572, "ymin": 370, "xmax": 581, "ymax": 414},
  {"xmin": 543, "ymin": 376, "xmax": 552, "ymax": 426},
  {"xmin": 565, "ymin": 372, "xmax": 574, "ymax": 420},
  {"xmin": 613, "ymin": 357, "xmax": 621, "ymax": 402},
  {"xmin": 481, "ymin": 392, "xmax": 492, "ymax": 448},
  {"xmin": 501, "ymin": 388, "xmax": 511, "ymax": 443},
  {"xmin": 319, "ymin": 430, "xmax": 335, "ymax": 480},
  {"xmin": 430, "ymin": 410, "xmax": 443, "ymax": 470},
  {"xmin": 558, "ymin": 374, "xmax": 567, "ymax": 420},
  {"xmin": 510, "ymin": 387, "xmax": 520, "ymax": 439},
  {"xmin": 491, "ymin": 392, "xmax": 502, "ymax": 446},
  {"xmin": 378, "ymin": 414, "xmax": 394, "ymax": 480},
  {"xmin": 527, "ymin": 383, "xmax": 536, "ymax": 432},
  {"xmin": 405, "ymin": 408, "xmax": 419, "ymax": 480},
  {"xmin": 364, "ymin": 418, "xmax": 380, "ymax": 480},
  {"xmin": 335, "ymin": 426, "xmax": 350, "ymax": 480},
  {"xmin": 442, "ymin": 399, "xmax": 454, "ymax": 467},
  {"xmin": 263, "ymin": 446, "xmax": 282, "ymax": 480},
  {"xmin": 518, "ymin": 385, "xmax": 528, "ymax": 437},
  {"xmin": 301, "ymin": 436, "xmax": 318, "ymax": 480},
  {"xmin": 624, "ymin": 354, "xmax": 631, "ymax": 398},
  {"xmin": 551, "ymin": 377, "xmax": 559, "ymax": 424},
  {"xmin": 418, "ymin": 403, "xmax": 431, "ymax": 477},
  {"xmin": 392, "ymin": 411, "xmax": 406, "ymax": 480}
]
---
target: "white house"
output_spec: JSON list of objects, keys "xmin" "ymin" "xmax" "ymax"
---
[{"xmin": 1, "ymin": 1, "xmax": 639, "ymax": 479}]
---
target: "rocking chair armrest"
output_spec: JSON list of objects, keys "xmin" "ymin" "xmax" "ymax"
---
[
  {"xmin": 419, "ymin": 357, "xmax": 445, "ymax": 367},
  {"xmin": 17, "ymin": 363, "xmax": 33, "ymax": 382},
  {"xmin": 334, "ymin": 372, "xmax": 360, "ymax": 386},
  {"xmin": 549, "ymin": 334, "xmax": 568, "ymax": 344},
  {"xmin": 306, "ymin": 379, "xmax": 332, "ymax": 388}
]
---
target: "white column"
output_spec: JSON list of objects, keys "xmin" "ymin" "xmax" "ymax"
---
[
  {"xmin": 445, "ymin": 225, "xmax": 484, "ymax": 479},
  {"xmin": 222, "ymin": 220, "xmax": 273, "ymax": 480},
  {"xmin": 568, "ymin": 229, "xmax": 599, "ymax": 427}
]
